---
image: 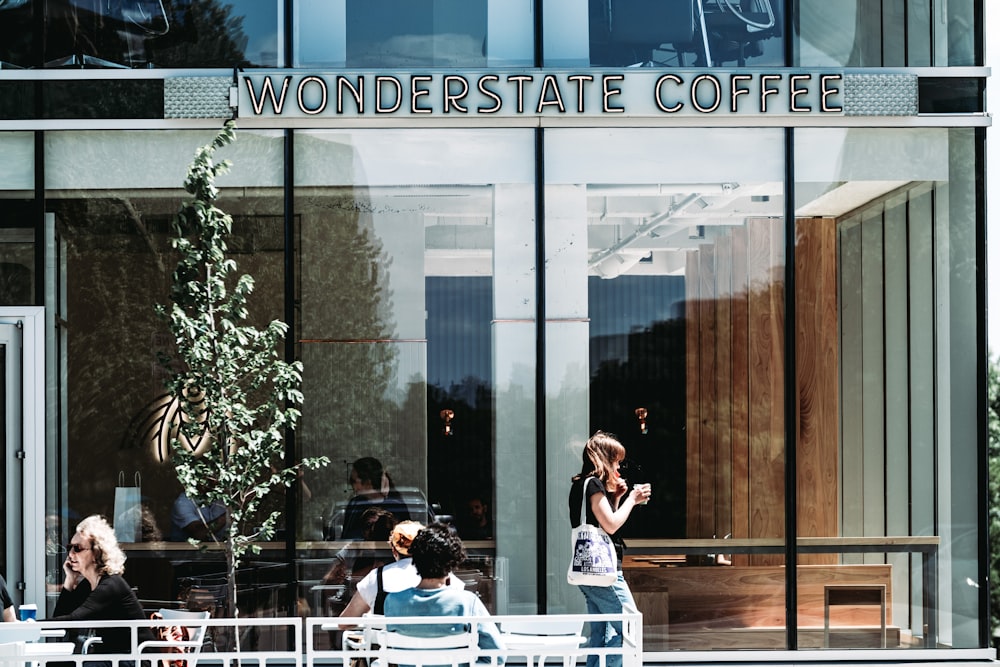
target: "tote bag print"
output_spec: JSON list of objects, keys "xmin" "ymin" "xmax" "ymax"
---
[{"xmin": 567, "ymin": 478, "xmax": 617, "ymax": 586}]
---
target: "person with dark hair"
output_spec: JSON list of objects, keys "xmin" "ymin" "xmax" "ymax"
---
[
  {"xmin": 340, "ymin": 457, "xmax": 412, "ymax": 540},
  {"xmin": 383, "ymin": 524, "xmax": 503, "ymax": 657},
  {"xmin": 0, "ymin": 572, "xmax": 15, "ymax": 621},
  {"xmin": 324, "ymin": 507, "xmax": 398, "ymax": 587},
  {"xmin": 456, "ymin": 495, "xmax": 493, "ymax": 540},
  {"xmin": 568, "ymin": 431, "xmax": 650, "ymax": 667},
  {"xmin": 339, "ymin": 520, "xmax": 464, "ymax": 626}
]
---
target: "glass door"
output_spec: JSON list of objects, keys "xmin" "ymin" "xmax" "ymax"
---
[
  {"xmin": 0, "ymin": 307, "xmax": 46, "ymax": 611},
  {"xmin": 0, "ymin": 320, "xmax": 22, "ymax": 605}
]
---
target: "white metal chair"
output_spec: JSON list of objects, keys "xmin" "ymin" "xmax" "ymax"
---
[
  {"xmin": 501, "ymin": 619, "xmax": 585, "ymax": 667},
  {"xmin": 375, "ymin": 627, "xmax": 481, "ymax": 667}
]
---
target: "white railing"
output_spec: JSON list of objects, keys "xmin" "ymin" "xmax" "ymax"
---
[
  {"xmin": 2, "ymin": 612, "xmax": 642, "ymax": 667},
  {"xmin": 4, "ymin": 617, "xmax": 302, "ymax": 667},
  {"xmin": 307, "ymin": 612, "xmax": 642, "ymax": 667}
]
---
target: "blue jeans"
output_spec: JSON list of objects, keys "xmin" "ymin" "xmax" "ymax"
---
[{"xmin": 579, "ymin": 571, "xmax": 635, "ymax": 667}]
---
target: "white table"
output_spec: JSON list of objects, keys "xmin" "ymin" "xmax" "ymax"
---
[{"xmin": 22, "ymin": 642, "xmax": 76, "ymax": 656}]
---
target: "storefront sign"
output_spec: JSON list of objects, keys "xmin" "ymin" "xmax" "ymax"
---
[{"xmin": 237, "ymin": 70, "xmax": 860, "ymax": 119}]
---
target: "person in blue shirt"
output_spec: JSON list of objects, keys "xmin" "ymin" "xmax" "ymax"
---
[
  {"xmin": 383, "ymin": 523, "xmax": 503, "ymax": 662},
  {"xmin": 169, "ymin": 491, "xmax": 227, "ymax": 542}
]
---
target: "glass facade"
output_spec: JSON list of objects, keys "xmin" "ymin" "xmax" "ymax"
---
[{"xmin": 0, "ymin": 0, "xmax": 988, "ymax": 659}]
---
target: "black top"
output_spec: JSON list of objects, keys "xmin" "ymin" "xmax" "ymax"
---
[
  {"xmin": 373, "ymin": 564, "xmax": 389, "ymax": 615},
  {"xmin": 340, "ymin": 492, "xmax": 412, "ymax": 540},
  {"xmin": 457, "ymin": 517, "xmax": 494, "ymax": 540},
  {"xmin": 569, "ymin": 476, "xmax": 625, "ymax": 567},
  {"xmin": 53, "ymin": 574, "xmax": 154, "ymax": 654},
  {"xmin": 0, "ymin": 573, "xmax": 13, "ymax": 612}
]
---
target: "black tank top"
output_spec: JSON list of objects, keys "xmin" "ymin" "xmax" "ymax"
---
[{"xmin": 373, "ymin": 564, "xmax": 388, "ymax": 614}]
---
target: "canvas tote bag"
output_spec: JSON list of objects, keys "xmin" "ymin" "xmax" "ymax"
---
[
  {"xmin": 567, "ymin": 477, "xmax": 617, "ymax": 586},
  {"xmin": 113, "ymin": 471, "xmax": 143, "ymax": 543}
]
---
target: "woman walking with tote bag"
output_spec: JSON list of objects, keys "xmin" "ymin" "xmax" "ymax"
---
[{"xmin": 568, "ymin": 431, "xmax": 651, "ymax": 667}]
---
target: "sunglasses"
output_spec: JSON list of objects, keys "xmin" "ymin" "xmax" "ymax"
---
[{"xmin": 66, "ymin": 543, "xmax": 91, "ymax": 554}]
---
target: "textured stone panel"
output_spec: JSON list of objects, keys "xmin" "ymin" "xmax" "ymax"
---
[
  {"xmin": 164, "ymin": 76, "xmax": 233, "ymax": 119},
  {"xmin": 843, "ymin": 73, "xmax": 918, "ymax": 116}
]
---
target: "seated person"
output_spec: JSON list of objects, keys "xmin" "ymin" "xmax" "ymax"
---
[
  {"xmin": 340, "ymin": 457, "xmax": 412, "ymax": 539},
  {"xmin": 0, "ymin": 572, "xmax": 14, "ymax": 621},
  {"xmin": 339, "ymin": 521, "xmax": 464, "ymax": 626},
  {"xmin": 383, "ymin": 523, "xmax": 503, "ymax": 658},
  {"xmin": 456, "ymin": 495, "xmax": 493, "ymax": 540},
  {"xmin": 170, "ymin": 491, "xmax": 227, "ymax": 542},
  {"xmin": 323, "ymin": 507, "xmax": 398, "ymax": 586},
  {"xmin": 52, "ymin": 515, "xmax": 155, "ymax": 655}
]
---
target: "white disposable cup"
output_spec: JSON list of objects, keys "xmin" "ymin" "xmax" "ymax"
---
[
  {"xmin": 634, "ymin": 483, "xmax": 650, "ymax": 505},
  {"xmin": 19, "ymin": 603, "xmax": 37, "ymax": 621}
]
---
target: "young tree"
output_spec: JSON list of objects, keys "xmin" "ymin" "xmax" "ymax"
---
[
  {"xmin": 988, "ymin": 352, "xmax": 1000, "ymax": 641},
  {"xmin": 156, "ymin": 120, "xmax": 328, "ymax": 617}
]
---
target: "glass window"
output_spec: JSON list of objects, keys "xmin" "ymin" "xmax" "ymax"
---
[
  {"xmin": 0, "ymin": 133, "xmax": 35, "ymax": 307},
  {"xmin": 0, "ymin": 0, "xmax": 282, "ymax": 69},
  {"xmin": 561, "ymin": 0, "xmax": 784, "ymax": 67},
  {"xmin": 43, "ymin": 129, "xmax": 285, "ymax": 614},
  {"xmin": 544, "ymin": 128, "xmax": 787, "ymax": 651},
  {"xmin": 295, "ymin": 0, "xmax": 533, "ymax": 68},
  {"xmin": 794, "ymin": 127, "xmax": 980, "ymax": 649},
  {"xmin": 293, "ymin": 129, "xmax": 536, "ymax": 617},
  {"xmin": 794, "ymin": 0, "xmax": 977, "ymax": 66}
]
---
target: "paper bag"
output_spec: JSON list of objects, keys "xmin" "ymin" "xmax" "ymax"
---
[{"xmin": 114, "ymin": 471, "xmax": 142, "ymax": 543}]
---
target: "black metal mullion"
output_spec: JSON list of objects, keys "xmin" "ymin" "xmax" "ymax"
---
[
  {"xmin": 534, "ymin": 0, "xmax": 547, "ymax": 615},
  {"xmin": 534, "ymin": 126, "xmax": 547, "ymax": 614},
  {"xmin": 282, "ymin": 128, "xmax": 298, "ymax": 621},
  {"xmin": 974, "ymin": 125, "xmax": 989, "ymax": 648},
  {"xmin": 783, "ymin": 126, "xmax": 798, "ymax": 650}
]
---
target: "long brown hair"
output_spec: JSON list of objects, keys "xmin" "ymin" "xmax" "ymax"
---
[{"xmin": 572, "ymin": 430, "xmax": 626, "ymax": 485}]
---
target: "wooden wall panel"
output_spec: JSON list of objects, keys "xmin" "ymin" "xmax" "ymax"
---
[
  {"xmin": 686, "ymin": 250, "xmax": 702, "ymax": 537},
  {"xmin": 795, "ymin": 219, "xmax": 839, "ymax": 564},
  {"xmin": 715, "ymin": 236, "xmax": 733, "ymax": 541},
  {"xmin": 698, "ymin": 246, "xmax": 717, "ymax": 538},
  {"xmin": 684, "ymin": 218, "xmax": 840, "ymax": 558},
  {"xmin": 730, "ymin": 227, "xmax": 750, "ymax": 566},
  {"xmin": 747, "ymin": 218, "xmax": 785, "ymax": 564}
]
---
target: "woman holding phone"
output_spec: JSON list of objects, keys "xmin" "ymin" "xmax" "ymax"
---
[
  {"xmin": 52, "ymin": 515, "xmax": 153, "ymax": 662},
  {"xmin": 568, "ymin": 431, "xmax": 651, "ymax": 667}
]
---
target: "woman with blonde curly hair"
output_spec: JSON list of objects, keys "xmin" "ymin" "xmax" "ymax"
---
[{"xmin": 52, "ymin": 514, "xmax": 153, "ymax": 659}]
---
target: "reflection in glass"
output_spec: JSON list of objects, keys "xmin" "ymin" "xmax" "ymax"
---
[
  {"xmin": 0, "ymin": 0, "xmax": 280, "ymax": 68},
  {"xmin": 545, "ymin": 128, "xmax": 786, "ymax": 649},
  {"xmin": 795, "ymin": 1, "xmax": 976, "ymax": 66},
  {"xmin": 296, "ymin": 0, "xmax": 532, "ymax": 67},
  {"xmin": 793, "ymin": 128, "xmax": 980, "ymax": 649},
  {"xmin": 346, "ymin": 0, "xmax": 487, "ymax": 66},
  {"xmin": 294, "ymin": 130, "xmax": 534, "ymax": 612},
  {"xmin": 45, "ymin": 129, "xmax": 286, "ymax": 617},
  {"xmin": 588, "ymin": 0, "xmax": 783, "ymax": 67}
]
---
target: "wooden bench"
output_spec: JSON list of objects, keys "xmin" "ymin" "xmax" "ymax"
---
[{"xmin": 624, "ymin": 562, "xmax": 895, "ymax": 650}]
